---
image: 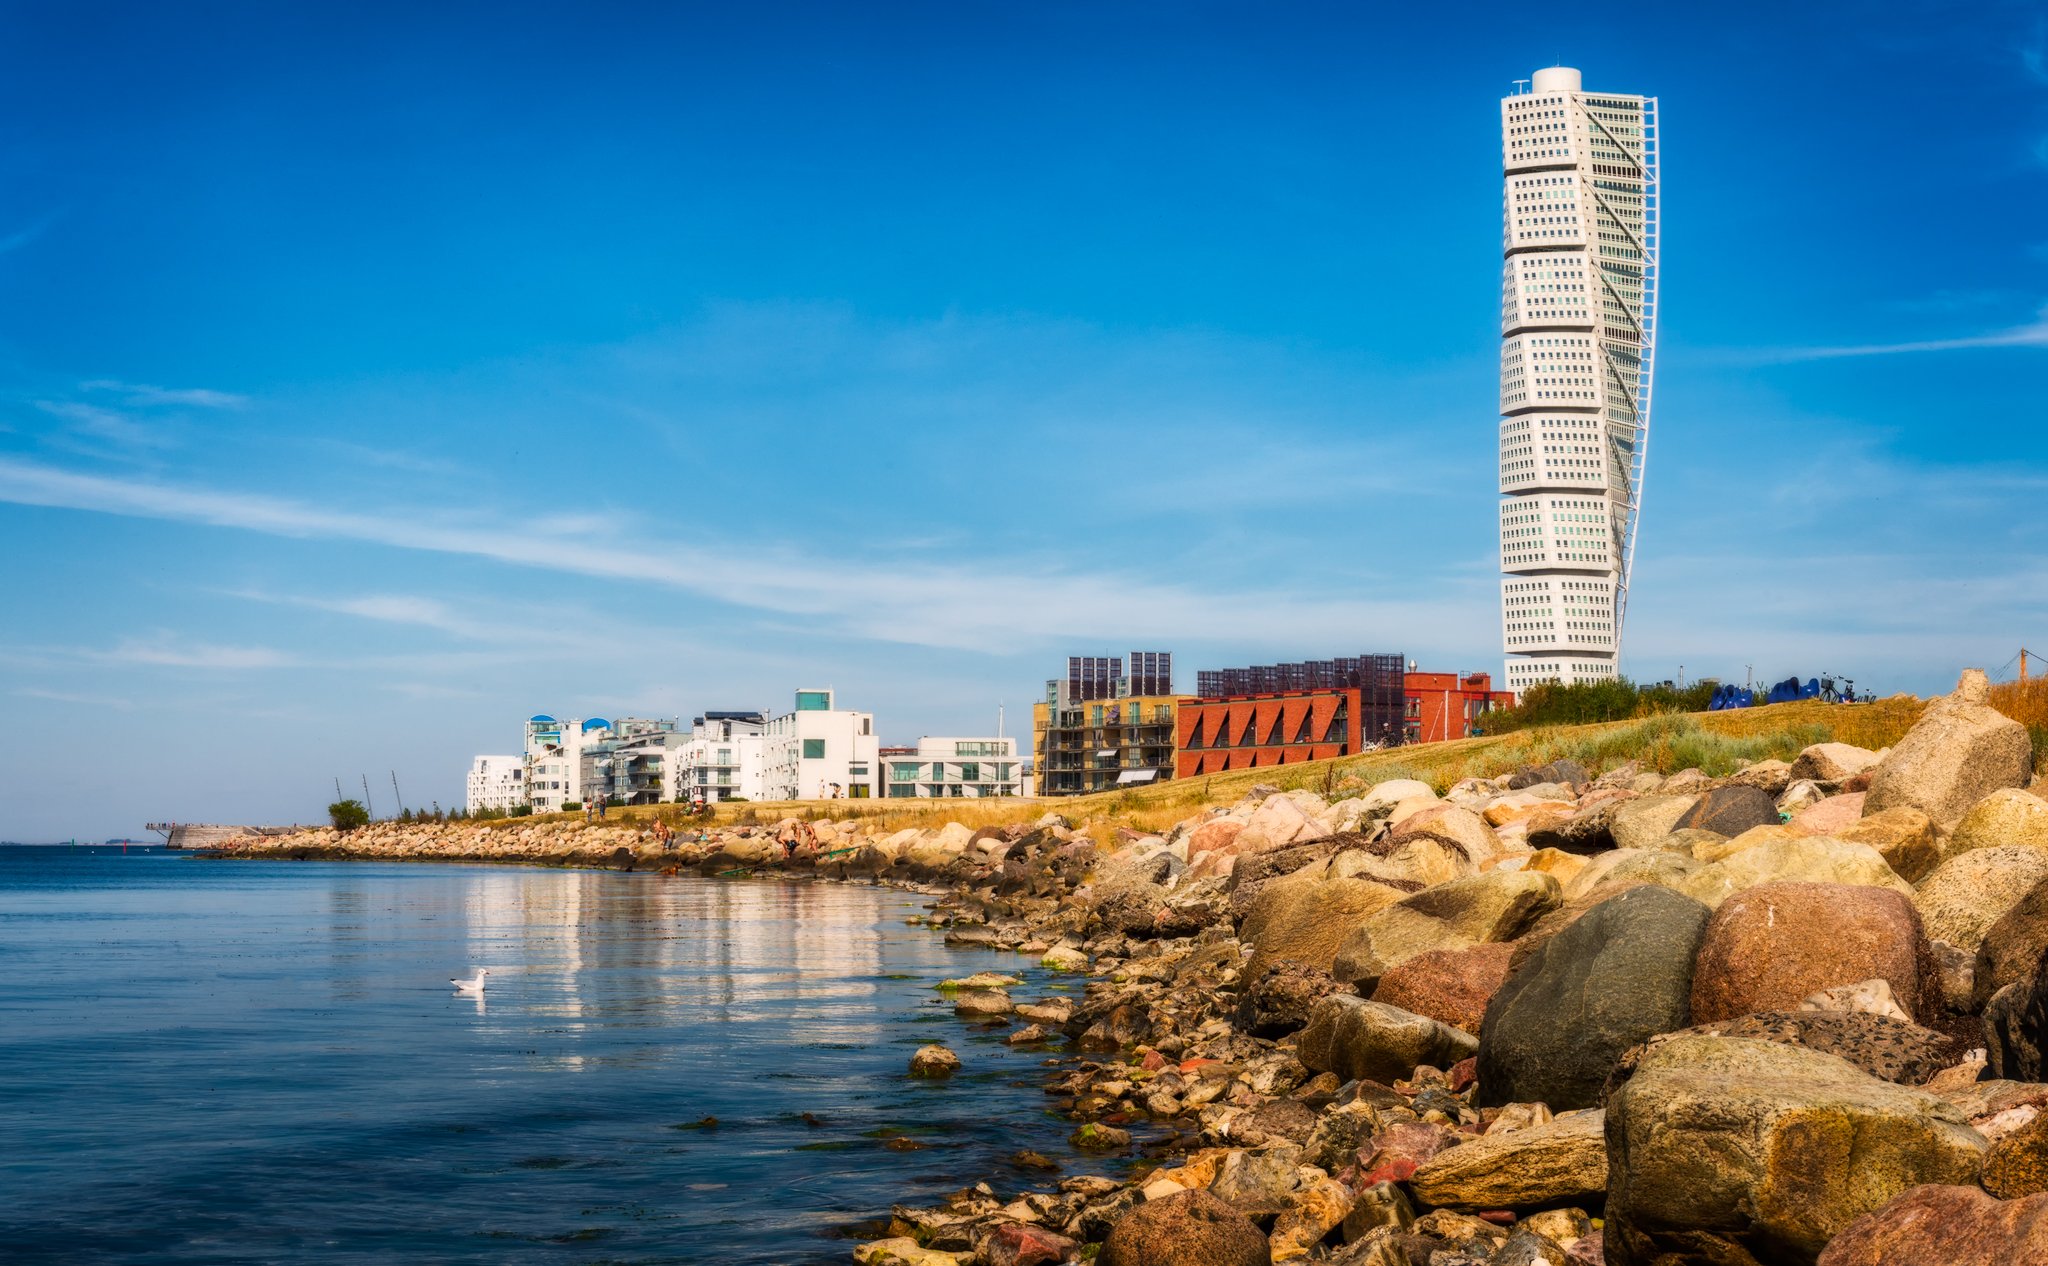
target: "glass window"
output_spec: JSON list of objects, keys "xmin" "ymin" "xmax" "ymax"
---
[
  {"xmin": 959, "ymin": 763, "xmax": 980, "ymax": 782},
  {"xmin": 801, "ymin": 738, "xmax": 826, "ymax": 760},
  {"xmin": 795, "ymin": 691, "xmax": 831, "ymax": 712}
]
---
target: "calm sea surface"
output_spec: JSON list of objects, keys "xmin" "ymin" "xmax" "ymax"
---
[{"xmin": 0, "ymin": 848, "xmax": 1101, "ymax": 1264}]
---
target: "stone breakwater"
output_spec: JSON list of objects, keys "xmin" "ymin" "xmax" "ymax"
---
[{"xmin": 219, "ymin": 670, "xmax": 2048, "ymax": 1265}]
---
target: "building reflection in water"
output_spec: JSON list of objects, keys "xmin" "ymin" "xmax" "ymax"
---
[{"xmin": 453, "ymin": 871, "xmax": 895, "ymax": 1071}]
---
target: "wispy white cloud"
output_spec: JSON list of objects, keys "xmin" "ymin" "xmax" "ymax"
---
[
  {"xmin": 1724, "ymin": 302, "xmax": 2048, "ymax": 363},
  {"xmin": 80, "ymin": 379, "xmax": 249, "ymax": 409},
  {"xmin": 88, "ymin": 636, "xmax": 298, "ymax": 670},
  {"xmin": 311, "ymin": 438, "xmax": 458, "ymax": 476},
  {"xmin": 14, "ymin": 687, "xmax": 135, "ymax": 710},
  {"xmin": 0, "ymin": 456, "xmax": 1470, "ymax": 653},
  {"xmin": 34, "ymin": 399, "xmax": 174, "ymax": 449}
]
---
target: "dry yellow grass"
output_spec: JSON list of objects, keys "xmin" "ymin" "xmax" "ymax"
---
[
  {"xmin": 1990, "ymin": 678, "xmax": 2048, "ymax": 774},
  {"xmin": 474, "ymin": 695, "xmax": 1927, "ymax": 838}
]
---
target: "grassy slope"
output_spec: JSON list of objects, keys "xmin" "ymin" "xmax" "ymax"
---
[{"xmin": 478, "ymin": 696, "xmax": 1928, "ymax": 840}]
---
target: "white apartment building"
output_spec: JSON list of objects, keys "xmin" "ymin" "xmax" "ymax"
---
[
  {"xmin": 1497, "ymin": 65, "xmax": 1659, "ymax": 691},
  {"xmin": 519, "ymin": 714, "xmax": 679, "ymax": 812},
  {"xmin": 466, "ymin": 754, "xmax": 526, "ymax": 813},
  {"xmin": 881, "ymin": 737, "xmax": 1022, "ymax": 798},
  {"xmin": 662, "ymin": 711, "xmax": 771, "ymax": 805},
  {"xmin": 761, "ymin": 688, "xmax": 879, "ymax": 800}
]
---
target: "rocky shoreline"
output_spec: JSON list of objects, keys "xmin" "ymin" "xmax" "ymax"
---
[{"xmin": 212, "ymin": 672, "xmax": 2048, "ymax": 1264}]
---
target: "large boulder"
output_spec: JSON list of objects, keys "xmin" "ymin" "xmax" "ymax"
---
[
  {"xmin": 1678, "ymin": 837, "xmax": 1912, "ymax": 909},
  {"xmin": 1241, "ymin": 875, "xmax": 1406, "ymax": 980},
  {"xmin": 1296, "ymin": 995, "xmax": 1478, "ymax": 1085},
  {"xmin": 1371, "ymin": 942, "xmax": 1517, "ymax": 1035},
  {"xmin": 1236, "ymin": 960, "xmax": 1338, "ymax": 1038},
  {"xmin": 1834, "ymin": 806, "xmax": 1940, "ymax": 882},
  {"xmin": 1689, "ymin": 882, "xmax": 1934, "ymax": 1025},
  {"xmin": 1791, "ymin": 742, "xmax": 1884, "ymax": 784},
  {"xmin": 1477, "ymin": 884, "xmax": 1712, "ymax": 1110},
  {"xmin": 1406, "ymin": 1109, "xmax": 1607, "ymax": 1211},
  {"xmin": 1609, "ymin": 794, "xmax": 1699, "ymax": 850},
  {"xmin": 1331, "ymin": 871, "xmax": 1561, "ymax": 990},
  {"xmin": 1864, "ymin": 671, "xmax": 2033, "ymax": 829},
  {"xmin": 1983, "ymin": 949, "xmax": 2048, "ymax": 1080},
  {"xmin": 1333, "ymin": 837, "xmax": 1474, "ymax": 890},
  {"xmin": 1100, "ymin": 1189, "xmax": 1270, "ymax": 1266},
  {"xmin": 1617, "ymin": 1010, "xmax": 1962, "ymax": 1088},
  {"xmin": 1569, "ymin": 849, "xmax": 1702, "ymax": 897},
  {"xmin": 1787, "ymin": 792, "xmax": 1867, "ymax": 840},
  {"xmin": 1526, "ymin": 799, "xmax": 1625, "ymax": 854},
  {"xmin": 1386, "ymin": 804, "xmax": 1503, "ymax": 867},
  {"xmin": 1605, "ymin": 1036, "xmax": 1988, "ymax": 1265},
  {"xmin": 1950, "ymin": 789, "xmax": 2048, "ymax": 856},
  {"xmin": 1233, "ymin": 794, "xmax": 1327, "ymax": 855},
  {"xmin": 1692, "ymin": 822, "xmax": 1803, "ymax": 863},
  {"xmin": 1673, "ymin": 784, "xmax": 1781, "ymax": 838},
  {"xmin": 1914, "ymin": 847, "xmax": 2048, "ymax": 952},
  {"xmin": 1975, "ymin": 878, "xmax": 2048, "ymax": 1008},
  {"xmin": 1364, "ymin": 778, "xmax": 1436, "ymax": 810},
  {"xmin": 1984, "ymin": 1113, "xmax": 2048, "ymax": 1199},
  {"xmin": 1227, "ymin": 839, "xmax": 1347, "ymax": 917},
  {"xmin": 1815, "ymin": 1184, "xmax": 2048, "ymax": 1266}
]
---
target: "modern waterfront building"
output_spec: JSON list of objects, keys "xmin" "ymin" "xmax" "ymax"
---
[
  {"xmin": 519, "ymin": 714, "xmax": 680, "ymax": 812},
  {"xmin": 1194, "ymin": 654, "xmax": 1407, "ymax": 748},
  {"xmin": 1051, "ymin": 652, "xmax": 1174, "ymax": 704},
  {"xmin": 1031, "ymin": 692, "xmax": 1187, "ymax": 796},
  {"xmin": 1498, "ymin": 65, "xmax": 1659, "ymax": 691},
  {"xmin": 465, "ymin": 754, "xmax": 526, "ymax": 813},
  {"xmin": 663, "ymin": 711, "xmax": 770, "ymax": 805},
  {"xmin": 1403, "ymin": 670, "xmax": 1517, "ymax": 744},
  {"xmin": 1175, "ymin": 689, "xmax": 1366, "ymax": 778},
  {"xmin": 881, "ymin": 737, "xmax": 1023, "ymax": 798},
  {"xmin": 761, "ymin": 688, "xmax": 879, "ymax": 800}
]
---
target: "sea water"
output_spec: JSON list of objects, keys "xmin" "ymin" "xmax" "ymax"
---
[{"xmin": 0, "ymin": 848, "xmax": 1101, "ymax": 1263}]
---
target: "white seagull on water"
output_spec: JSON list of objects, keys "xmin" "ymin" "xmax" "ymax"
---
[{"xmin": 451, "ymin": 968, "xmax": 490, "ymax": 995}]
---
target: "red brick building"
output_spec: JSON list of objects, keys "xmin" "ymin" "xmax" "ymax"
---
[
  {"xmin": 1404, "ymin": 671, "xmax": 1515, "ymax": 745},
  {"xmin": 1175, "ymin": 689, "xmax": 1363, "ymax": 778}
]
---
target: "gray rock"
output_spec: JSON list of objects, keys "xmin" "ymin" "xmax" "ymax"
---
[
  {"xmin": 1477, "ymin": 884, "xmax": 1711, "ymax": 1111},
  {"xmin": 1331, "ymin": 870, "xmax": 1561, "ymax": 990},
  {"xmin": 1914, "ymin": 847, "xmax": 2048, "ymax": 953},
  {"xmin": 1975, "ymin": 876, "xmax": 2048, "ymax": 1008},
  {"xmin": 1297, "ymin": 995, "xmax": 1478, "ymax": 1085},
  {"xmin": 1236, "ymin": 959, "xmax": 1338, "ymax": 1037},
  {"xmin": 1865, "ymin": 672, "xmax": 2034, "ymax": 830},
  {"xmin": 1985, "ymin": 951, "xmax": 2048, "ymax": 1081},
  {"xmin": 1673, "ymin": 784, "xmax": 1781, "ymax": 838},
  {"xmin": 1609, "ymin": 794, "xmax": 1700, "ymax": 851},
  {"xmin": 1605, "ymin": 1035, "xmax": 1987, "ymax": 1265},
  {"xmin": 1407, "ymin": 1109, "xmax": 1607, "ymax": 1211},
  {"xmin": 1100, "ymin": 1189, "xmax": 1271, "ymax": 1266}
]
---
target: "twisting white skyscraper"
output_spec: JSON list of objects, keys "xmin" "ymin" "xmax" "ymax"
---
[{"xmin": 1497, "ymin": 66, "xmax": 1658, "ymax": 692}]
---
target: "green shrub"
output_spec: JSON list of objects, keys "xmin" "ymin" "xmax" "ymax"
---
[
  {"xmin": 561, "ymin": 800, "xmax": 582, "ymax": 812},
  {"xmin": 328, "ymin": 799, "xmax": 369, "ymax": 831},
  {"xmin": 1478, "ymin": 678, "xmax": 1718, "ymax": 734},
  {"xmin": 509, "ymin": 805, "xmax": 533, "ymax": 818}
]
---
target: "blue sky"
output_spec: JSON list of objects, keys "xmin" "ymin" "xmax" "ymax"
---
[{"xmin": 2, "ymin": 2, "xmax": 2045, "ymax": 839}]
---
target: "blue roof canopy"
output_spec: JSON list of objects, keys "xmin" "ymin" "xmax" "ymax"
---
[{"xmin": 529, "ymin": 714, "xmax": 557, "ymax": 723}]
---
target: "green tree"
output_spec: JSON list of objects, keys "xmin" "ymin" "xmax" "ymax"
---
[{"xmin": 329, "ymin": 799, "xmax": 370, "ymax": 831}]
